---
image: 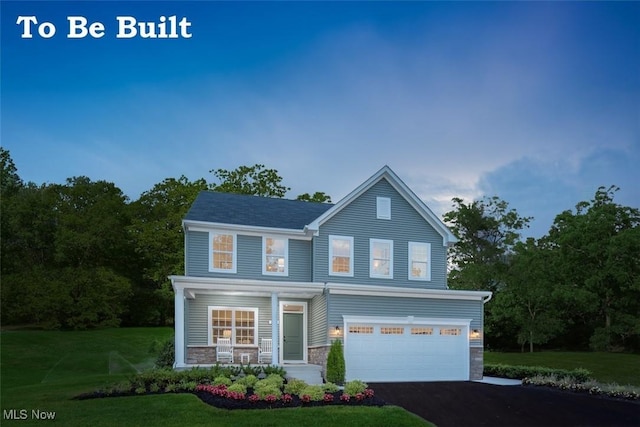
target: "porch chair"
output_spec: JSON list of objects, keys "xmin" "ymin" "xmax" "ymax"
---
[
  {"xmin": 258, "ymin": 338, "xmax": 272, "ymax": 364},
  {"xmin": 216, "ymin": 337, "xmax": 234, "ymax": 363}
]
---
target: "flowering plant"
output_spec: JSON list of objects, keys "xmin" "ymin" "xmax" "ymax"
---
[
  {"xmin": 248, "ymin": 394, "xmax": 260, "ymax": 403},
  {"xmin": 340, "ymin": 393, "xmax": 350, "ymax": 402},
  {"xmin": 264, "ymin": 394, "xmax": 277, "ymax": 403},
  {"xmin": 301, "ymin": 394, "xmax": 311, "ymax": 403},
  {"xmin": 281, "ymin": 393, "xmax": 293, "ymax": 404},
  {"xmin": 364, "ymin": 388, "xmax": 374, "ymax": 398},
  {"xmin": 323, "ymin": 393, "xmax": 334, "ymax": 403},
  {"xmin": 355, "ymin": 393, "xmax": 365, "ymax": 401}
]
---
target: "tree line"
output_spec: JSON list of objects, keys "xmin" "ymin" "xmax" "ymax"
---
[{"xmin": 2, "ymin": 148, "xmax": 638, "ymax": 352}]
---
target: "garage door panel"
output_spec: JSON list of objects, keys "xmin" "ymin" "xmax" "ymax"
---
[{"xmin": 345, "ymin": 320, "xmax": 469, "ymax": 382}]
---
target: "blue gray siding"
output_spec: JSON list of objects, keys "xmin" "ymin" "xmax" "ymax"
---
[
  {"xmin": 185, "ymin": 231, "xmax": 311, "ymax": 281},
  {"xmin": 186, "ymin": 295, "xmax": 272, "ymax": 346},
  {"xmin": 308, "ymin": 293, "xmax": 328, "ymax": 346},
  {"xmin": 314, "ymin": 178, "xmax": 448, "ymax": 289}
]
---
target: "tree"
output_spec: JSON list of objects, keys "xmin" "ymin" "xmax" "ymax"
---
[
  {"xmin": 209, "ymin": 164, "xmax": 289, "ymax": 198},
  {"xmin": 444, "ymin": 196, "xmax": 532, "ymax": 292},
  {"xmin": 296, "ymin": 192, "xmax": 332, "ymax": 203},
  {"xmin": 128, "ymin": 176, "xmax": 208, "ymax": 325},
  {"xmin": 326, "ymin": 339, "xmax": 345, "ymax": 385},
  {"xmin": 0, "ymin": 147, "xmax": 23, "ymax": 197},
  {"xmin": 547, "ymin": 186, "xmax": 640, "ymax": 351}
]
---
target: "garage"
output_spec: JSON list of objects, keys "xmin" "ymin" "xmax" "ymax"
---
[{"xmin": 343, "ymin": 316, "xmax": 470, "ymax": 382}]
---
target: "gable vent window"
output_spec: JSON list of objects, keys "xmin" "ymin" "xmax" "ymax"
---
[{"xmin": 376, "ymin": 197, "xmax": 391, "ymax": 220}]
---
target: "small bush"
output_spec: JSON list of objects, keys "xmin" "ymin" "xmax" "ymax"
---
[
  {"xmin": 344, "ymin": 380, "xmax": 368, "ymax": 395},
  {"xmin": 284, "ymin": 378, "xmax": 308, "ymax": 395},
  {"xmin": 242, "ymin": 364, "xmax": 262, "ymax": 376},
  {"xmin": 298, "ymin": 385, "xmax": 325, "ymax": 401},
  {"xmin": 264, "ymin": 374, "xmax": 284, "ymax": 387},
  {"xmin": 213, "ymin": 376, "xmax": 232, "ymax": 387},
  {"xmin": 263, "ymin": 365, "xmax": 287, "ymax": 376},
  {"xmin": 227, "ymin": 383, "xmax": 247, "ymax": 394},
  {"xmin": 253, "ymin": 381, "xmax": 282, "ymax": 399},
  {"xmin": 153, "ymin": 336, "xmax": 175, "ymax": 369},
  {"xmin": 236, "ymin": 374, "xmax": 258, "ymax": 388},
  {"xmin": 484, "ymin": 363, "xmax": 591, "ymax": 382},
  {"xmin": 323, "ymin": 382, "xmax": 340, "ymax": 393},
  {"xmin": 326, "ymin": 340, "xmax": 346, "ymax": 385}
]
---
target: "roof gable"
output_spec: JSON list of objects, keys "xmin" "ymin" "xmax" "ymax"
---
[
  {"xmin": 185, "ymin": 191, "xmax": 333, "ymax": 230},
  {"xmin": 306, "ymin": 166, "xmax": 457, "ymax": 245}
]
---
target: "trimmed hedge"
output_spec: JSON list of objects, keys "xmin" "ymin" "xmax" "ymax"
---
[{"xmin": 484, "ymin": 363, "xmax": 591, "ymax": 382}]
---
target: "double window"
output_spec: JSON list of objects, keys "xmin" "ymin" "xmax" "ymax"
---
[
  {"xmin": 210, "ymin": 232, "xmax": 236, "ymax": 273},
  {"xmin": 329, "ymin": 235, "xmax": 354, "ymax": 276},
  {"xmin": 209, "ymin": 307, "xmax": 258, "ymax": 346},
  {"xmin": 263, "ymin": 237, "xmax": 288, "ymax": 275}
]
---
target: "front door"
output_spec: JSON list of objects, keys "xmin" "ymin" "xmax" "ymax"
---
[{"xmin": 283, "ymin": 312, "xmax": 304, "ymax": 361}]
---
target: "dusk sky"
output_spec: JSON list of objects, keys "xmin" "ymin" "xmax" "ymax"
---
[{"xmin": 2, "ymin": 1, "xmax": 638, "ymax": 238}]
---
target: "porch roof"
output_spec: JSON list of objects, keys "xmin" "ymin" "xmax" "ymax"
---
[{"xmin": 169, "ymin": 275, "xmax": 325, "ymax": 299}]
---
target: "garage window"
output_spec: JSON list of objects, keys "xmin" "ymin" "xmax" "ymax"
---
[
  {"xmin": 440, "ymin": 328, "xmax": 461, "ymax": 336},
  {"xmin": 349, "ymin": 326, "xmax": 373, "ymax": 334},
  {"xmin": 411, "ymin": 327, "xmax": 434, "ymax": 335},
  {"xmin": 381, "ymin": 327, "xmax": 404, "ymax": 335}
]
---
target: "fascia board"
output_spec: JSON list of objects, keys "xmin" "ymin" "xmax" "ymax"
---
[
  {"xmin": 183, "ymin": 219, "xmax": 312, "ymax": 240},
  {"xmin": 326, "ymin": 282, "xmax": 491, "ymax": 301}
]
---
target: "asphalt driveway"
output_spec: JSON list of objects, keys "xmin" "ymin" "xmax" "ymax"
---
[{"xmin": 370, "ymin": 381, "xmax": 640, "ymax": 427}]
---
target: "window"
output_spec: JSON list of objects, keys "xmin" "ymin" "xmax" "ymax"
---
[
  {"xmin": 376, "ymin": 197, "xmax": 391, "ymax": 219},
  {"xmin": 210, "ymin": 232, "xmax": 236, "ymax": 273},
  {"xmin": 408, "ymin": 242, "xmax": 431, "ymax": 281},
  {"xmin": 329, "ymin": 235, "xmax": 354, "ymax": 276},
  {"xmin": 263, "ymin": 237, "xmax": 288, "ymax": 275},
  {"xmin": 381, "ymin": 327, "xmax": 404, "ymax": 335},
  {"xmin": 411, "ymin": 327, "xmax": 434, "ymax": 335},
  {"xmin": 349, "ymin": 326, "xmax": 373, "ymax": 334},
  {"xmin": 209, "ymin": 307, "xmax": 258, "ymax": 346},
  {"xmin": 370, "ymin": 239, "xmax": 393, "ymax": 278},
  {"xmin": 440, "ymin": 328, "xmax": 461, "ymax": 336}
]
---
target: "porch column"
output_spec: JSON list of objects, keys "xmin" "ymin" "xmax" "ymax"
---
[
  {"xmin": 174, "ymin": 286, "xmax": 186, "ymax": 368},
  {"xmin": 271, "ymin": 292, "xmax": 279, "ymax": 365}
]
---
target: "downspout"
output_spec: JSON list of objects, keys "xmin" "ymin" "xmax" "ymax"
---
[{"xmin": 483, "ymin": 293, "xmax": 493, "ymax": 304}]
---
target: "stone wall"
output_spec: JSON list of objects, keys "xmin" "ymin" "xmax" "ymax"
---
[
  {"xmin": 308, "ymin": 345, "xmax": 330, "ymax": 379},
  {"xmin": 470, "ymin": 347, "xmax": 484, "ymax": 380},
  {"xmin": 186, "ymin": 347, "xmax": 259, "ymax": 364}
]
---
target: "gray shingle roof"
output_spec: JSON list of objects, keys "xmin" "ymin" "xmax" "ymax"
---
[{"xmin": 185, "ymin": 191, "xmax": 334, "ymax": 230}]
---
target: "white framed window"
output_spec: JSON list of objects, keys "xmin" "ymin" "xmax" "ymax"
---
[
  {"xmin": 370, "ymin": 238, "xmax": 393, "ymax": 278},
  {"xmin": 263, "ymin": 236, "xmax": 288, "ymax": 275},
  {"xmin": 408, "ymin": 242, "xmax": 431, "ymax": 281},
  {"xmin": 209, "ymin": 306, "xmax": 258, "ymax": 346},
  {"xmin": 348, "ymin": 326, "xmax": 374, "ymax": 334},
  {"xmin": 329, "ymin": 235, "xmax": 354, "ymax": 277},
  {"xmin": 209, "ymin": 232, "xmax": 236, "ymax": 273},
  {"xmin": 376, "ymin": 197, "xmax": 391, "ymax": 219}
]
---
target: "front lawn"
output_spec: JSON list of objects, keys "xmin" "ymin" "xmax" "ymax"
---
[
  {"xmin": 0, "ymin": 328, "xmax": 430, "ymax": 426},
  {"xmin": 485, "ymin": 351, "xmax": 640, "ymax": 386}
]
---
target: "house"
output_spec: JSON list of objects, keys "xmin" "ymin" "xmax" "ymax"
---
[{"xmin": 170, "ymin": 166, "xmax": 492, "ymax": 382}]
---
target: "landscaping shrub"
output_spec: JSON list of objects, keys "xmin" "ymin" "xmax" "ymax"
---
[
  {"xmin": 227, "ymin": 383, "xmax": 247, "ymax": 394},
  {"xmin": 484, "ymin": 363, "xmax": 591, "ymax": 382},
  {"xmin": 298, "ymin": 385, "xmax": 325, "ymax": 401},
  {"xmin": 253, "ymin": 380, "xmax": 283, "ymax": 399},
  {"xmin": 213, "ymin": 376, "xmax": 233, "ymax": 387},
  {"xmin": 284, "ymin": 378, "xmax": 308, "ymax": 395},
  {"xmin": 326, "ymin": 339, "xmax": 346, "ymax": 384},
  {"xmin": 235, "ymin": 374, "xmax": 258, "ymax": 388},
  {"xmin": 263, "ymin": 365, "xmax": 287, "ymax": 376},
  {"xmin": 264, "ymin": 374, "xmax": 285, "ymax": 387},
  {"xmin": 323, "ymin": 382, "xmax": 340, "ymax": 393},
  {"xmin": 344, "ymin": 380, "xmax": 368, "ymax": 395},
  {"xmin": 152, "ymin": 336, "xmax": 175, "ymax": 369}
]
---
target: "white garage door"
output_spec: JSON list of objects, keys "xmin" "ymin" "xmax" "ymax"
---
[{"xmin": 344, "ymin": 317, "xmax": 470, "ymax": 382}]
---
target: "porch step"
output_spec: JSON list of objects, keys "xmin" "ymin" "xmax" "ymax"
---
[{"xmin": 283, "ymin": 364, "xmax": 323, "ymax": 385}]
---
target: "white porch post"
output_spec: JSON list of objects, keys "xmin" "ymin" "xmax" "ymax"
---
[
  {"xmin": 174, "ymin": 286, "xmax": 186, "ymax": 368},
  {"xmin": 271, "ymin": 292, "xmax": 279, "ymax": 365}
]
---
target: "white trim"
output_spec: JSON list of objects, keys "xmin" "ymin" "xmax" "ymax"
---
[
  {"xmin": 208, "ymin": 306, "xmax": 259, "ymax": 347},
  {"xmin": 326, "ymin": 282, "xmax": 491, "ymax": 301},
  {"xmin": 279, "ymin": 301, "xmax": 308, "ymax": 363},
  {"xmin": 185, "ymin": 220, "xmax": 313, "ymax": 240},
  {"xmin": 369, "ymin": 238, "xmax": 394, "ymax": 279},
  {"xmin": 208, "ymin": 231, "xmax": 237, "ymax": 273},
  {"xmin": 262, "ymin": 236, "xmax": 289, "ymax": 276},
  {"xmin": 306, "ymin": 166, "xmax": 457, "ymax": 246},
  {"xmin": 328, "ymin": 235, "xmax": 354, "ymax": 277},
  {"xmin": 408, "ymin": 242, "xmax": 431, "ymax": 281},
  {"xmin": 170, "ymin": 276, "xmax": 325, "ymax": 299},
  {"xmin": 376, "ymin": 197, "xmax": 391, "ymax": 220}
]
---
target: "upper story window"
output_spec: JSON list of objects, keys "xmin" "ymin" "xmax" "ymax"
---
[
  {"xmin": 408, "ymin": 242, "xmax": 431, "ymax": 281},
  {"xmin": 263, "ymin": 236, "xmax": 288, "ymax": 275},
  {"xmin": 210, "ymin": 232, "xmax": 236, "ymax": 273},
  {"xmin": 329, "ymin": 235, "xmax": 354, "ymax": 277},
  {"xmin": 370, "ymin": 239, "xmax": 393, "ymax": 278},
  {"xmin": 376, "ymin": 197, "xmax": 391, "ymax": 219}
]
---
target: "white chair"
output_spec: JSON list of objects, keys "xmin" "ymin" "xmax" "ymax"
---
[
  {"xmin": 216, "ymin": 337, "xmax": 234, "ymax": 363},
  {"xmin": 258, "ymin": 338, "xmax": 272, "ymax": 364}
]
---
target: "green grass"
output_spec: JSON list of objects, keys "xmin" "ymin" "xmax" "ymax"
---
[
  {"xmin": 485, "ymin": 351, "xmax": 640, "ymax": 386},
  {"xmin": 1, "ymin": 328, "xmax": 430, "ymax": 426}
]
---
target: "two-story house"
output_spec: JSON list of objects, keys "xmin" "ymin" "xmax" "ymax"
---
[{"xmin": 170, "ymin": 166, "xmax": 491, "ymax": 382}]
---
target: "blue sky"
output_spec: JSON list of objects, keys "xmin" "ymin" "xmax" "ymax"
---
[{"xmin": 2, "ymin": 1, "xmax": 639, "ymax": 238}]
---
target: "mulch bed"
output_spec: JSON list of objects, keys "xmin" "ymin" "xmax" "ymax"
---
[{"xmin": 370, "ymin": 381, "xmax": 640, "ymax": 427}]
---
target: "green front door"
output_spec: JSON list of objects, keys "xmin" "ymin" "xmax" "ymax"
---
[{"xmin": 283, "ymin": 312, "xmax": 304, "ymax": 361}]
